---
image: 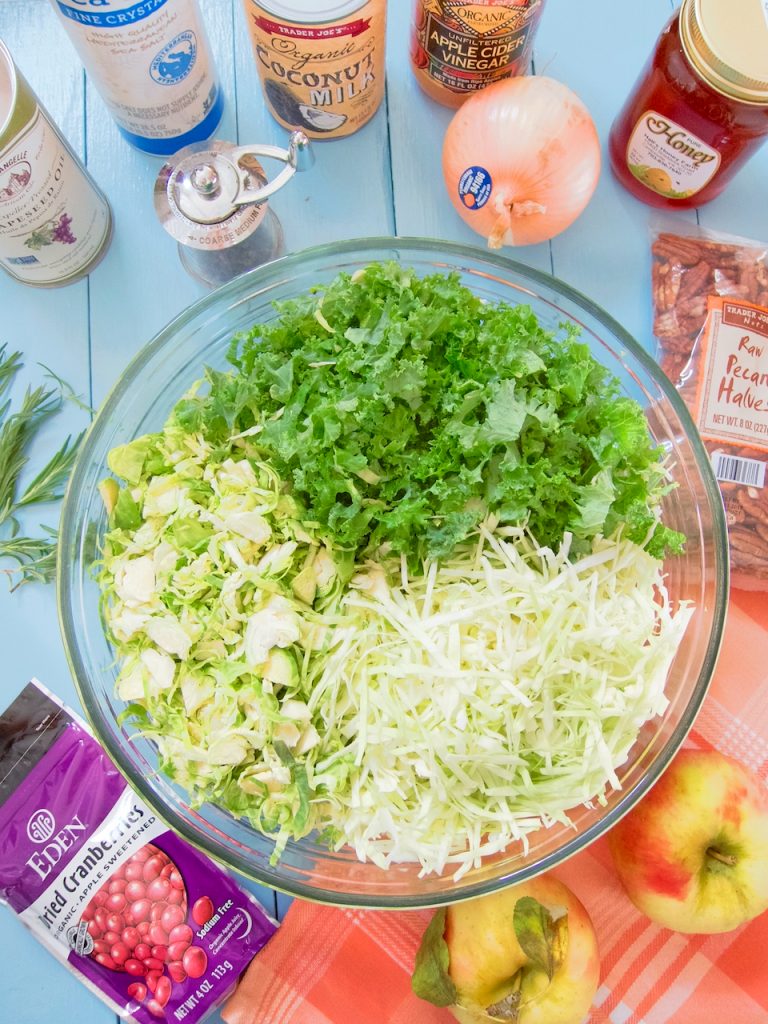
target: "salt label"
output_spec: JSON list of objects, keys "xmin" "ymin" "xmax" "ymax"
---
[{"xmin": 49, "ymin": 0, "xmax": 223, "ymax": 155}]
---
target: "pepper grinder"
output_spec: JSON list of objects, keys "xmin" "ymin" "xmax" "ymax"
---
[{"xmin": 154, "ymin": 130, "xmax": 313, "ymax": 288}]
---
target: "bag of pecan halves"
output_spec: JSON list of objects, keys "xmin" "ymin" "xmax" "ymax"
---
[
  {"xmin": 650, "ymin": 217, "xmax": 768, "ymax": 590},
  {"xmin": 0, "ymin": 679, "xmax": 278, "ymax": 1023}
]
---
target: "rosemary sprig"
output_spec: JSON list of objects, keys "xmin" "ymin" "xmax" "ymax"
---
[
  {"xmin": 41, "ymin": 363, "xmax": 94, "ymax": 414},
  {"xmin": 0, "ymin": 527, "xmax": 59, "ymax": 587},
  {"xmin": 13, "ymin": 432, "xmax": 84, "ymax": 511},
  {"xmin": 0, "ymin": 382, "xmax": 62, "ymax": 522},
  {"xmin": 0, "ymin": 343, "xmax": 86, "ymax": 590},
  {"xmin": 0, "ymin": 347, "xmax": 22, "ymax": 400}
]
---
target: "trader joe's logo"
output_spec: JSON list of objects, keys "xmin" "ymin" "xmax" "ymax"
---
[{"xmin": 0, "ymin": 158, "xmax": 32, "ymax": 204}]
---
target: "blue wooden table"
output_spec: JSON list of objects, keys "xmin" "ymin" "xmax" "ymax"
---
[{"xmin": 2, "ymin": 1, "xmax": 767, "ymax": 1021}]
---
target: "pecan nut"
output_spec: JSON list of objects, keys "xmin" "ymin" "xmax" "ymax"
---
[{"xmin": 652, "ymin": 234, "xmax": 705, "ymax": 266}]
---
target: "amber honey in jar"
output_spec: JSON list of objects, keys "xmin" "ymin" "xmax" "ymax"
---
[
  {"xmin": 410, "ymin": 0, "xmax": 546, "ymax": 108},
  {"xmin": 240, "ymin": 0, "xmax": 387, "ymax": 139},
  {"xmin": 609, "ymin": 0, "xmax": 768, "ymax": 208}
]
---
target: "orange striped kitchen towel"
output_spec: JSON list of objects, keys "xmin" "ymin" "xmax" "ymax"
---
[
  {"xmin": 220, "ymin": 900, "xmax": 447, "ymax": 1024},
  {"xmin": 222, "ymin": 588, "xmax": 768, "ymax": 1024}
]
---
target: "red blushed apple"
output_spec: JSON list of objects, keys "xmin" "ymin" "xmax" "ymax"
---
[
  {"xmin": 412, "ymin": 874, "xmax": 600, "ymax": 1024},
  {"xmin": 609, "ymin": 748, "xmax": 768, "ymax": 934}
]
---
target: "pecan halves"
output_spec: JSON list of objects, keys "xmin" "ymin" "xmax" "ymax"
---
[
  {"xmin": 650, "ymin": 230, "xmax": 768, "ymax": 587},
  {"xmin": 679, "ymin": 260, "xmax": 712, "ymax": 301},
  {"xmin": 737, "ymin": 487, "xmax": 768, "ymax": 527},
  {"xmin": 652, "ymin": 234, "xmax": 705, "ymax": 266},
  {"xmin": 730, "ymin": 526, "xmax": 768, "ymax": 560}
]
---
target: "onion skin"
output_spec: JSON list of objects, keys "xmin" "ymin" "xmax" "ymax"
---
[{"xmin": 442, "ymin": 76, "xmax": 601, "ymax": 248}]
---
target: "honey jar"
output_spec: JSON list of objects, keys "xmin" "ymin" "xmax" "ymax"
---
[{"xmin": 609, "ymin": 0, "xmax": 768, "ymax": 207}]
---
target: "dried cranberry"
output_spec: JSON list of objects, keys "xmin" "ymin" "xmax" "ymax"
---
[
  {"xmin": 167, "ymin": 940, "xmax": 190, "ymax": 962},
  {"xmin": 168, "ymin": 924, "xmax": 193, "ymax": 947},
  {"xmin": 191, "ymin": 896, "xmax": 214, "ymax": 926},
  {"xmin": 167, "ymin": 960, "xmax": 187, "ymax": 984},
  {"xmin": 154, "ymin": 976, "xmax": 172, "ymax": 1008},
  {"xmin": 182, "ymin": 946, "xmax": 207, "ymax": 979},
  {"xmin": 125, "ymin": 880, "xmax": 146, "ymax": 902},
  {"xmin": 145, "ymin": 968, "xmax": 162, "ymax": 993},
  {"xmin": 126, "ymin": 981, "xmax": 148, "ymax": 1002},
  {"xmin": 160, "ymin": 905, "xmax": 185, "ymax": 933}
]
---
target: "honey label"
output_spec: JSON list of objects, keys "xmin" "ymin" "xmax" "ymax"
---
[
  {"xmin": 694, "ymin": 296, "xmax": 768, "ymax": 454},
  {"xmin": 242, "ymin": 0, "xmax": 386, "ymax": 139},
  {"xmin": 626, "ymin": 110, "xmax": 720, "ymax": 199},
  {"xmin": 412, "ymin": 0, "xmax": 542, "ymax": 94}
]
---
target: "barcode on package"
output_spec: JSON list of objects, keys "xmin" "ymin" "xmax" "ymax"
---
[{"xmin": 711, "ymin": 452, "xmax": 766, "ymax": 488}]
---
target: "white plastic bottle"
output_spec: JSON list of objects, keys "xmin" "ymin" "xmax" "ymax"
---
[{"xmin": 48, "ymin": 0, "xmax": 224, "ymax": 156}]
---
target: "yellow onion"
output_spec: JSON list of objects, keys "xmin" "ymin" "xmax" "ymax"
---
[{"xmin": 442, "ymin": 76, "xmax": 601, "ymax": 248}]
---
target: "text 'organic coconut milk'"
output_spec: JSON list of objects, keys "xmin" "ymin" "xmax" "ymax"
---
[{"xmin": 241, "ymin": 0, "xmax": 387, "ymax": 140}]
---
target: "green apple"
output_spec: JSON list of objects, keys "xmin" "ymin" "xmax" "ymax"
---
[
  {"xmin": 609, "ymin": 748, "xmax": 768, "ymax": 933},
  {"xmin": 412, "ymin": 875, "xmax": 600, "ymax": 1024}
]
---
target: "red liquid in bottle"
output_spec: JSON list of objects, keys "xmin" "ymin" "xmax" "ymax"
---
[{"xmin": 609, "ymin": 1, "xmax": 768, "ymax": 208}]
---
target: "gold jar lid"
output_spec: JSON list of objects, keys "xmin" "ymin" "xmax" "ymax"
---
[{"xmin": 680, "ymin": 0, "xmax": 768, "ymax": 105}]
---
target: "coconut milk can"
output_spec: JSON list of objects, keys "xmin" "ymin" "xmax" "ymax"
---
[{"xmin": 241, "ymin": 0, "xmax": 387, "ymax": 139}]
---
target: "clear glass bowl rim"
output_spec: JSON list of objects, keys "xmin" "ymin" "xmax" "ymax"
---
[{"xmin": 57, "ymin": 235, "xmax": 729, "ymax": 907}]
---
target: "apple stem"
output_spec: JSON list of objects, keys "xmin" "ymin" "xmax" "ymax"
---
[{"xmin": 706, "ymin": 847, "xmax": 737, "ymax": 867}]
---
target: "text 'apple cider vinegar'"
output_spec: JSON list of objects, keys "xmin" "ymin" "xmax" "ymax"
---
[
  {"xmin": 411, "ymin": 0, "xmax": 547, "ymax": 108},
  {"xmin": 240, "ymin": 0, "xmax": 387, "ymax": 140}
]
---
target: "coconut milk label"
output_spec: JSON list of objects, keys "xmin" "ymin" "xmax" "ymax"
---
[
  {"xmin": 626, "ymin": 109, "xmax": 720, "ymax": 199},
  {"xmin": 51, "ymin": 0, "xmax": 223, "ymax": 153},
  {"xmin": 0, "ymin": 108, "xmax": 111, "ymax": 286},
  {"xmin": 243, "ymin": 1, "xmax": 386, "ymax": 139}
]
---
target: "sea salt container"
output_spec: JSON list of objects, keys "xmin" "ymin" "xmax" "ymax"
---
[{"xmin": 47, "ymin": 0, "xmax": 224, "ymax": 156}]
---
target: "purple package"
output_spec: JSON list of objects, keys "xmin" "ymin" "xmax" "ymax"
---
[{"xmin": 0, "ymin": 679, "xmax": 278, "ymax": 1023}]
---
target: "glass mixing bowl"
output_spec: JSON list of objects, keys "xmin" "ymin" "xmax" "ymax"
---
[{"xmin": 58, "ymin": 237, "xmax": 729, "ymax": 908}]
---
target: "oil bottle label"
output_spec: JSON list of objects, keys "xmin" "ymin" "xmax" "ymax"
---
[
  {"xmin": 413, "ymin": 0, "xmax": 542, "ymax": 93},
  {"xmin": 0, "ymin": 107, "xmax": 111, "ymax": 286},
  {"xmin": 52, "ymin": 0, "xmax": 222, "ymax": 152},
  {"xmin": 626, "ymin": 110, "xmax": 721, "ymax": 199},
  {"xmin": 242, "ymin": 0, "xmax": 387, "ymax": 140}
]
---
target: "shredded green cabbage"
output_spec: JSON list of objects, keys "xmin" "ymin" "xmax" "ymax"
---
[{"xmin": 304, "ymin": 524, "xmax": 691, "ymax": 877}]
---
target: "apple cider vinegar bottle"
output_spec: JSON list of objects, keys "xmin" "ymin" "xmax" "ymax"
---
[{"xmin": 410, "ymin": 0, "xmax": 547, "ymax": 108}]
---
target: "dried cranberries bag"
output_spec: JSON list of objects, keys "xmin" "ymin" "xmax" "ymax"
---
[
  {"xmin": 650, "ymin": 220, "xmax": 768, "ymax": 590},
  {"xmin": 0, "ymin": 679, "xmax": 277, "ymax": 1023}
]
